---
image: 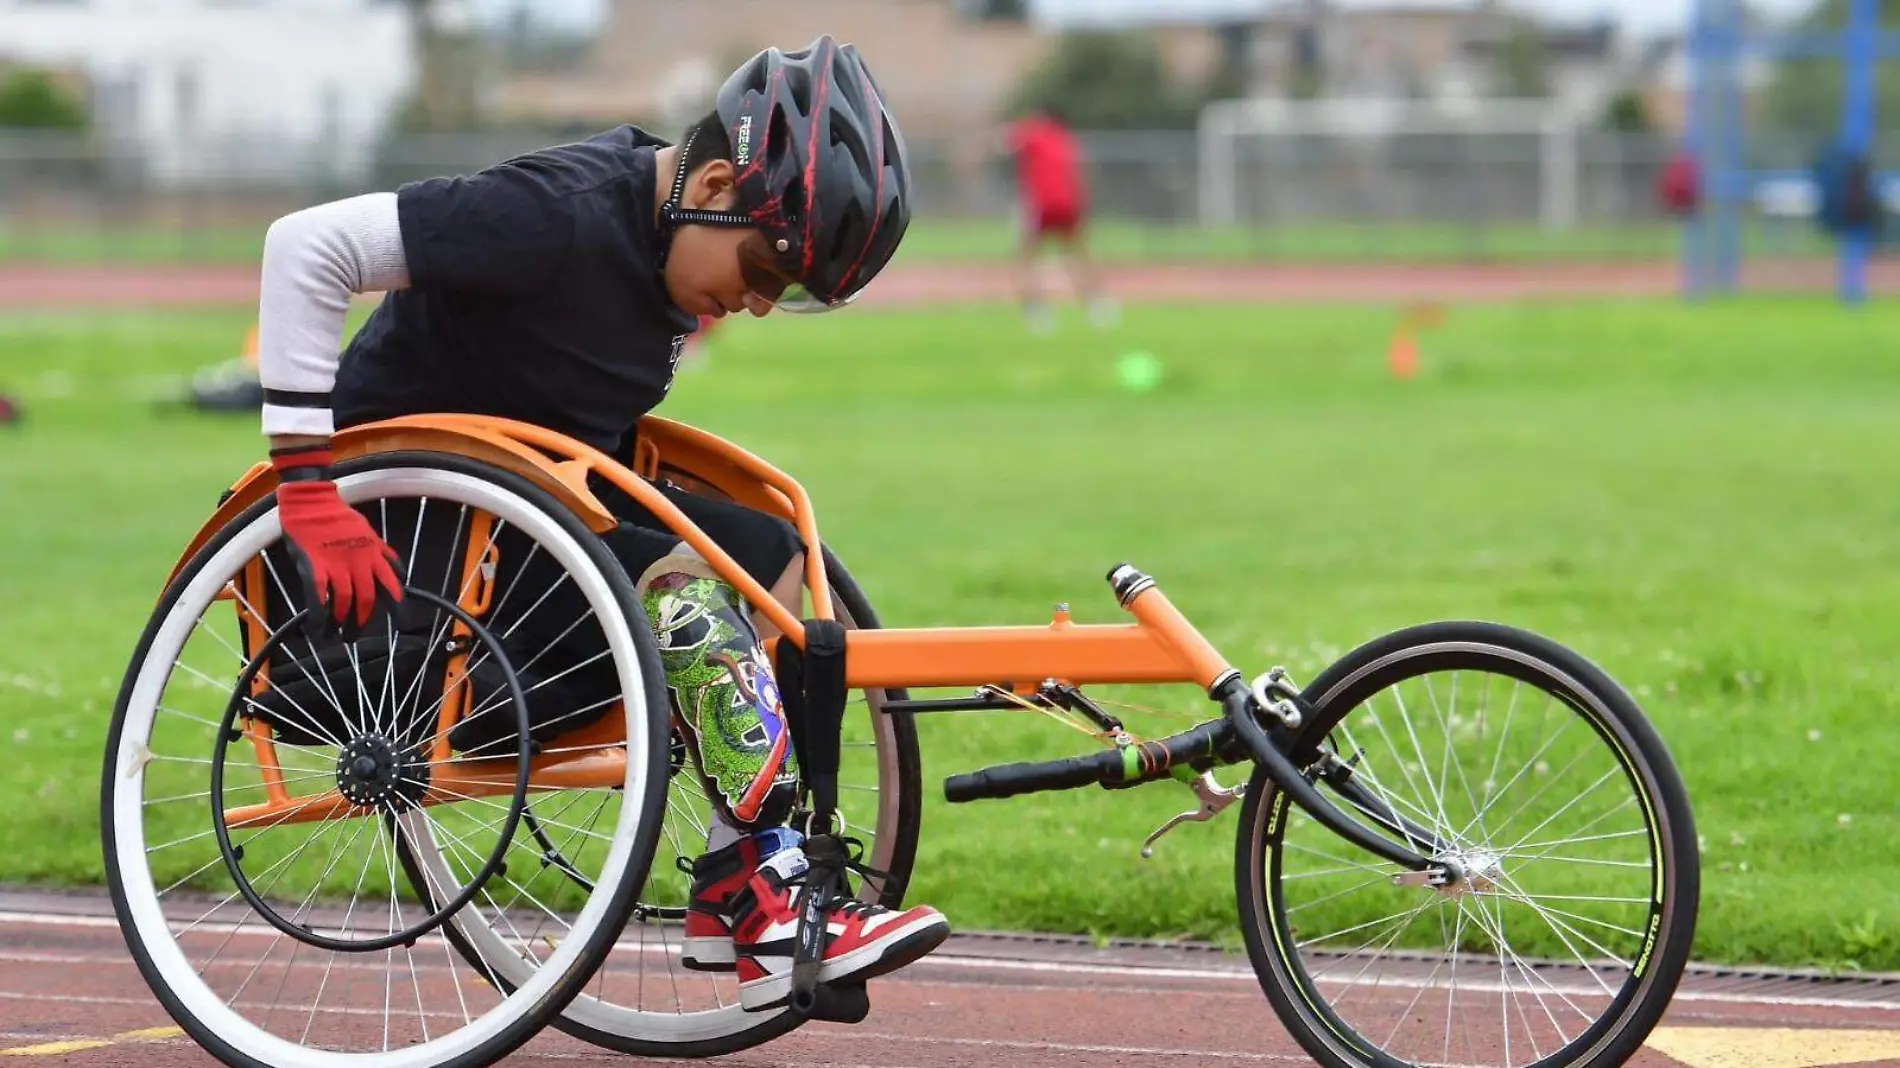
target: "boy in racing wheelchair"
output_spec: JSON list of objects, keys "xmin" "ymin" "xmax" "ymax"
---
[{"xmin": 246, "ymin": 36, "xmax": 947, "ymax": 1013}]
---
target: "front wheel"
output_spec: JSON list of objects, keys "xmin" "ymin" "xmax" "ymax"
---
[{"xmin": 1236, "ymin": 621, "xmax": 1698, "ymax": 1068}]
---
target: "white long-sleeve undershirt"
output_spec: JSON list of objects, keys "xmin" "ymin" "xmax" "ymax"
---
[{"xmin": 257, "ymin": 192, "xmax": 411, "ymax": 438}]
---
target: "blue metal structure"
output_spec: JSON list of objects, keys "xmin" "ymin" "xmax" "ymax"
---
[{"xmin": 1684, "ymin": 0, "xmax": 1892, "ymax": 301}]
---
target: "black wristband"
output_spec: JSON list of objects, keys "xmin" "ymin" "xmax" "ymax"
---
[
  {"xmin": 275, "ymin": 464, "xmax": 333, "ymax": 484},
  {"xmin": 262, "ymin": 389, "xmax": 334, "ymax": 409}
]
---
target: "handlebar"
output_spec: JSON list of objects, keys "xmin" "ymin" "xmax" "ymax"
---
[
  {"xmin": 940, "ymin": 678, "xmax": 1442, "ymax": 877},
  {"xmin": 943, "ymin": 719, "xmax": 1237, "ymax": 803}
]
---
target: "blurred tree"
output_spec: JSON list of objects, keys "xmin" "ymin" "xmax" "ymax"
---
[
  {"xmin": 395, "ymin": 0, "xmax": 492, "ymax": 132},
  {"xmin": 1209, "ymin": 21, "xmax": 1252, "ymax": 100},
  {"xmin": 1759, "ymin": 0, "xmax": 1900, "ymax": 136},
  {"xmin": 1287, "ymin": 0, "xmax": 1325, "ymax": 101},
  {"xmin": 1008, "ymin": 31, "xmax": 1235, "ymax": 129},
  {"xmin": 1602, "ymin": 89, "xmax": 1653, "ymax": 132},
  {"xmin": 0, "ymin": 70, "xmax": 89, "ymax": 130},
  {"xmin": 497, "ymin": 2, "xmax": 594, "ymax": 73},
  {"xmin": 1490, "ymin": 22, "xmax": 1552, "ymax": 98},
  {"xmin": 960, "ymin": 0, "xmax": 1029, "ymax": 19}
]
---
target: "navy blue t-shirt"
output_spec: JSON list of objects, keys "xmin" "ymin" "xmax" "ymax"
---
[{"xmin": 333, "ymin": 126, "xmax": 698, "ymax": 457}]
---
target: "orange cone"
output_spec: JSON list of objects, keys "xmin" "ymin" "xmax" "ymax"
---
[{"xmin": 1389, "ymin": 329, "xmax": 1420, "ymax": 379}]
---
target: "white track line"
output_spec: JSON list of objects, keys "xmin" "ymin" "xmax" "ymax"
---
[
  {"xmin": 846, "ymin": 1031, "xmax": 1313, "ymax": 1063},
  {"xmin": 912, "ymin": 955, "xmax": 1900, "ymax": 1012},
  {"xmin": 2, "ymin": 909, "xmax": 1895, "ymax": 1012}
]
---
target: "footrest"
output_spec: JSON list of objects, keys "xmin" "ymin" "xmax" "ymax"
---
[{"xmin": 790, "ymin": 980, "xmax": 869, "ymax": 1024}]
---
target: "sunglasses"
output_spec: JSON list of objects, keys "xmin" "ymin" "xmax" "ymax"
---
[{"xmin": 737, "ymin": 239, "xmax": 859, "ymax": 314}]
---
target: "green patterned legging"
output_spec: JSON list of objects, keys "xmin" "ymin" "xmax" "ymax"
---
[{"xmin": 638, "ymin": 553, "xmax": 798, "ymax": 828}]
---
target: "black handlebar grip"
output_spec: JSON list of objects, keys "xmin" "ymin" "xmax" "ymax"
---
[{"xmin": 944, "ymin": 752, "xmax": 1113, "ymax": 802}]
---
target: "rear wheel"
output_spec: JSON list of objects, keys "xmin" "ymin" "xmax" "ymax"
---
[
  {"xmin": 1237, "ymin": 621, "xmax": 1698, "ymax": 1068},
  {"xmin": 102, "ymin": 454, "xmax": 672, "ymax": 1068}
]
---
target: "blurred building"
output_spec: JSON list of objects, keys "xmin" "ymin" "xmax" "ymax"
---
[
  {"xmin": 0, "ymin": 0, "xmax": 1706, "ymax": 260},
  {"xmin": 0, "ymin": 0, "xmax": 414, "ymax": 185},
  {"xmin": 1637, "ymin": 32, "xmax": 1776, "ymax": 138},
  {"xmin": 491, "ymin": 0, "xmax": 1227, "ymax": 136},
  {"xmin": 1244, "ymin": 4, "xmax": 1660, "ymax": 121},
  {"xmin": 484, "ymin": 0, "xmax": 1233, "ymax": 218}
]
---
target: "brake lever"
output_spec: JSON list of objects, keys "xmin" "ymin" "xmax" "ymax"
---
[{"xmin": 1140, "ymin": 770, "xmax": 1245, "ymax": 859}]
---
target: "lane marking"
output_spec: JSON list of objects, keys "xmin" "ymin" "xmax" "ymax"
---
[
  {"xmin": 0, "ymin": 992, "xmax": 151, "ymax": 1008},
  {"xmin": 846, "ymin": 1030, "xmax": 1314, "ymax": 1063},
  {"xmin": 0, "ymin": 989, "xmax": 476, "ymax": 1024},
  {"xmin": 1647, "ymin": 1027, "xmax": 1900, "ymax": 1068},
  {"xmin": 914, "ymin": 955, "xmax": 1900, "ymax": 1012},
  {"xmin": 2, "ymin": 909, "xmax": 1896, "ymax": 1013},
  {"xmin": 0, "ymin": 912, "xmax": 133, "ymax": 930},
  {"xmin": 0, "ymin": 1026, "xmax": 181, "ymax": 1057},
  {"xmin": 0, "ymin": 933, "xmax": 1897, "ymax": 1068},
  {"xmin": 0, "ymin": 1040, "xmax": 114, "ymax": 1057},
  {"xmin": 0, "ymin": 946, "xmax": 1882, "ymax": 1024},
  {"xmin": 111, "ymin": 1027, "xmax": 183, "ymax": 1041}
]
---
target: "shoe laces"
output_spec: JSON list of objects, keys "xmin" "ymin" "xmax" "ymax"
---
[{"xmin": 676, "ymin": 833, "xmax": 897, "ymax": 897}]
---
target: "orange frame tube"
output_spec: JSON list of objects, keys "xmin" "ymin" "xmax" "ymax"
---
[
  {"xmin": 183, "ymin": 414, "xmax": 1236, "ymax": 826},
  {"xmin": 836, "ymin": 599, "xmax": 1225, "ymax": 691}
]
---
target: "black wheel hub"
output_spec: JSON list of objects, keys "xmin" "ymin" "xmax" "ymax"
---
[{"xmin": 336, "ymin": 734, "xmax": 430, "ymax": 809}]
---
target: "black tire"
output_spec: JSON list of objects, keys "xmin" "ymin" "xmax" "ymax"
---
[
  {"xmin": 103, "ymin": 452, "xmax": 673, "ymax": 1068},
  {"xmin": 1235, "ymin": 621, "xmax": 1699, "ymax": 1068},
  {"xmin": 823, "ymin": 545, "xmax": 924, "ymax": 910}
]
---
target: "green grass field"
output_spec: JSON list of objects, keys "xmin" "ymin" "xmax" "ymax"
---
[
  {"xmin": 0, "ymin": 216, "xmax": 1822, "ymax": 267},
  {"xmin": 1, "ymin": 297, "xmax": 1896, "ymax": 973},
  {"xmin": 1, "ymin": 214, "xmax": 1855, "ymax": 267}
]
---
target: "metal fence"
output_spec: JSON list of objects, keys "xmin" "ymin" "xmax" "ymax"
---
[{"xmin": 0, "ymin": 125, "xmax": 1845, "ymax": 266}]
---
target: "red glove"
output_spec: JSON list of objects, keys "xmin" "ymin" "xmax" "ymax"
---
[{"xmin": 272, "ymin": 446, "xmax": 404, "ymax": 639}]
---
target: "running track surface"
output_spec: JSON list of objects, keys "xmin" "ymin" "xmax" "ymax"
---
[
  {"xmin": 1, "ymin": 891, "xmax": 1896, "ymax": 1068},
  {"xmin": 2, "ymin": 260, "xmax": 1898, "ymax": 310}
]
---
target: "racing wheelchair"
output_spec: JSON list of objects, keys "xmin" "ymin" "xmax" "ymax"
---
[{"xmin": 102, "ymin": 413, "xmax": 1700, "ymax": 1068}]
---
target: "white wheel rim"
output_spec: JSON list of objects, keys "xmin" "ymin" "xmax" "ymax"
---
[{"xmin": 107, "ymin": 467, "xmax": 656, "ymax": 1067}]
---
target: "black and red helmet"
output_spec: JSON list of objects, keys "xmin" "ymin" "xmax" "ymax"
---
[{"xmin": 663, "ymin": 36, "xmax": 910, "ymax": 312}]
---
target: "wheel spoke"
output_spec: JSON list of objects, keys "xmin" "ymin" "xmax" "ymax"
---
[
  {"xmin": 1460, "ymin": 690, "xmax": 1565, "ymax": 839},
  {"xmin": 255, "ymin": 552, "xmax": 357, "ymax": 729},
  {"xmin": 1504, "ymin": 821, "xmax": 1646, "ymax": 859},
  {"xmin": 1428, "ymin": 672, "xmax": 1489, "ymax": 837},
  {"xmin": 1392, "ymin": 684, "xmax": 1461, "ymax": 840}
]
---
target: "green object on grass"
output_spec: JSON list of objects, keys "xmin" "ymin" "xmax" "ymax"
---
[{"xmin": 1116, "ymin": 350, "xmax": 1163, "ymax": 392}]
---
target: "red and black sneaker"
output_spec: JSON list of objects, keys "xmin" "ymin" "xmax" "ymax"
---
[
  {"xmin": 680, "ymin": 833, "xmax": 768, "ymax": 971},
  {"xmin": 728, "ymin": 844, "xmax": 949, "ymax": 1011}
]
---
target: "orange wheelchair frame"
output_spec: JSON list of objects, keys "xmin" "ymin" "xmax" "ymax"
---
[
  {"xmin": 115, "ymin": 410, "xmax": 1697, "ymax": 1068},
  {"xmin": 181, "ymin": 414, "xmax": 1265, "ymax": 845}
]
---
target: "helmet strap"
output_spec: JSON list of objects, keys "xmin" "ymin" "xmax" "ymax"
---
[{"xmin": 657, "ymin": 129, "xmax": 756, "ymax": 270}]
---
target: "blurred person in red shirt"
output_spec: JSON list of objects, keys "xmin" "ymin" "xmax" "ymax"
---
[
  {"xmin": 1658, "ymin": 148, "xmax": 1700, "ymax": 217},
  {"xmin": 1008, "ymin": 104, "xmax": 1118, "ymax": 333}
]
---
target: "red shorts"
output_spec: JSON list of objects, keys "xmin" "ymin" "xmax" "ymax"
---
[{"xmin": 1025, "ymin": 200, "xmax": 1085, "ymax": 238}]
